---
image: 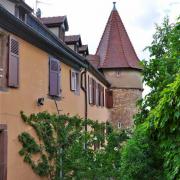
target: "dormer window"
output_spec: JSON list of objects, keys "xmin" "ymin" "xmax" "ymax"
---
[
  {"xmin": 15, "ymin": 6, "xmax": 26, "ymax": 21},
  {"xmin": 78, "ymin": 45, "xmax": 89, "ymax": 57},
  {"xmin": 14, "ymin": 1, "xmax": 32, "ymax": 22},
  {"xmin": 64, "ymin": 35, "xmax": 82, "ymax": 52},
  {"xmin": 40, "ymin": 16, "xmax": 69, "ymax": 41}
]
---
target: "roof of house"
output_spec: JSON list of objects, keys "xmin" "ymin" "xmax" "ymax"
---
[
  {"xmin": 40, "ymin": 16, "xmax": 69, "ymax": 31},
  {"xmin": 78, "ymin": 45, "xmax": 89, "ymax": 54},
  {"xmin": 8, "ymin": 0, "xmax": 33, "ymax": 13},
  {"xmin": 87, "ymin": 55, "xmax": 100, "ymax": 68},
  {"xmin": 96, "ymin": 3, "xmax": 142, "ymax": 70},
  {"xmin": 65, "ymin": 35, "xmax": 82, "ymax": 46},
  {"xmin": 0, "ymin": 5, "xmax": 110, "ymax": 87}
]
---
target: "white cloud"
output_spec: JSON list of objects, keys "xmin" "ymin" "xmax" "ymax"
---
[
  {"xmin": 24, "ymin": 0, "xmax": 179, "ymax": 96},
  {"xmin": 25, "ymin": 0, "xmax": 179, "ymax": 58}
]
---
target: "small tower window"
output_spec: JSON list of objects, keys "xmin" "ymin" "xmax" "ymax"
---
[
  {"xmin": 117, "ymin": 122, "xmax": 121, "ymax": 129},
  {"xmin": 116, "ymin": 71, "xmax": 121, "ymax": 77}
]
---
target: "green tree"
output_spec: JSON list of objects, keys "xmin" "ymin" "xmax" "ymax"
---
[{"xmin": 121, "ymin": 17, "xmax": 180, "ymax": 179}]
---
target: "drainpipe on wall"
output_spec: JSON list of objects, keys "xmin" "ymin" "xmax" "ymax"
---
[{"xmin": 81, "ymin": 68, "xmax": 87, "ymax": 150}]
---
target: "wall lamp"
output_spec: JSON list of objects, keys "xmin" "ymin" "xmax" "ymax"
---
[{"xmin": 37, "ymin": 97, "xmax": 44, "ymax": 106}]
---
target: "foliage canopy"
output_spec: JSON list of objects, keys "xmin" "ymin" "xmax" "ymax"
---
[{"xmin": 121, "ymin": 17, "xmax": 180, "ymax": 179}]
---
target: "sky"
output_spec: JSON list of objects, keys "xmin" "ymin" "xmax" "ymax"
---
[
  {"xmin": 25, "ymin": 0, "xmax": 180, "ymax": 60},
  {"xmin": 24, "ymin": 0, "xmax": 179, "ymax": 96}
]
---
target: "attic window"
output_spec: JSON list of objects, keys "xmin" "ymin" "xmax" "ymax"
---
[{"xmin": 15, "ymin": 6, "xmax": 26, "ymax": 22}]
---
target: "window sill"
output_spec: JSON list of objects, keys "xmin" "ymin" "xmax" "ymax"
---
[
  {"xmin": 71, "ymin": 89, "xmax": 80, "ymax": 96},
  {"xmin": 0, "ymin": 87, "xmax": 8, "ymax": 92},
  {"xmin": 48, "ymin": 95, "xmax": 62, "ymax": 101}
]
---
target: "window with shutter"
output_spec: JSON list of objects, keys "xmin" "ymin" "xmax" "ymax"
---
[
  {"xmin": 49, "ymin": 57, "xmax": 61, "ymax": 97},
  {"xmin": 8, "ymin": 36, "xmax": 19, "ymax": 88},
  {"xmin": 106, "ymin": 89, "xmax": 113, "ymax": 108}
]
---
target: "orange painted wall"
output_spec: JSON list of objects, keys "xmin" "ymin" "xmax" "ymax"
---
[
  {"xmin": 87, "ymin": 73, "xmax": 109, "ymax": 123},
  {"xmin": 0, "ymin": 34, "xmax": 109, "ymax": 180}
]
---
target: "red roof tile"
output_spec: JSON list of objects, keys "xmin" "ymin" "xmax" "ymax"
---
[
  {"xmin": 96, "ymin": 7, "xmax": 142, "ymax": 70},
  {"xmin": 87, "ymin": 55, "xmax": 100, "ymax": 68},
  {"xmin": 78, "ymin": 45, "xmax": 89, "ymax": 54},
  {"xmin": 65, "ymin": 35, "xmax": 82, "ymax": 46},
  {"xmin": 41, "ymin": 16, "xmax": 65, "ymax": 25},
  {"xmin": 40, "ymin": 16, "xmax": 69, "ymax": 30}
]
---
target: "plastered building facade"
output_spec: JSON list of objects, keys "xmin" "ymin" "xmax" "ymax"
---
[{"xmin": 0, "ymin": 1, "xmax": 142, "ymax": 179}]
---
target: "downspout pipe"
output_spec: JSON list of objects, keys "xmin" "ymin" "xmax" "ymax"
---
[{"xmin": 81, "ymin": 68, "xmax": 88, "ymax": 149}]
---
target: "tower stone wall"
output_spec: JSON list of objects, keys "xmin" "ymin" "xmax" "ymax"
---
[
  {"xmin": 110, "ymin": 88, "xmax": 142, "ymax": 128},
  {"xmin": 103, "ymin": 69, "xmax": 143, "ymax": 89},
  {"xmin": 103, "ymin": 69, "xmax": 143, "ymax": 128}
]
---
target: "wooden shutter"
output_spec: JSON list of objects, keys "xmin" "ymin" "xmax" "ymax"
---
[
  {"xmin": 102, "ymin": 87, "xmax": 105, "ymax": 106},
  {"xmin": 8, "ymin": 36, "xmax": 19, "ymax": 87},
  {"xmin": 106, "ymin": 89, "xmax": 113, "ymax": 108},
  {"xmin": 98, "ymin": 84, "xmax": 101, "ymax": 106},
  {"xmin": 49, "ymin": 57, "xmax": 61, "ymax": 97},
  {"xmin": 92, "ymin": 79, "xmax": 96, "ymax": 105},
  {"xmin": 96, "ymin": 83, "xmax": 99, "ymax": 106},
  {"xmin": 100, "ymin": 85, "xmax": 104, "ymax": 107},
  {"xmin": 88, "ymin": 76, "xmax": 90, "ymax": 103}
]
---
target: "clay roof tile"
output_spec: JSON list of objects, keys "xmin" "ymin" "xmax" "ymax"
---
[
  {"xmin": 40, "ymin": 16, "xmax": 69, "ymax": 31},
  {"xmin": 96, "ymin": 6, "xmax": 142, "ymax": 70}
]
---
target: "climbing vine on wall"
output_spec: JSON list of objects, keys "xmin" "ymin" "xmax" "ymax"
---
[{"xmin": 19, "ymin": 112, "xmax": 129, "ymax": 179}]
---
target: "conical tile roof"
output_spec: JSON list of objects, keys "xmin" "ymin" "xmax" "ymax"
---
[{"xmin": 96, "ymin": 4, "xmax": 142, "ymax": 70}]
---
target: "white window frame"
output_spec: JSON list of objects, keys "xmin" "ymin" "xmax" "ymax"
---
[
  {"xmin": 89, "ymin": 78, "xmax": 93, "ymax": 104},
  {"xmin": 71, "ymin": 69, "xmax": 80, "ymax": 94},
  {"xmin": 88, "ymin": 77, "xmax": 93, "ymax": 104}
]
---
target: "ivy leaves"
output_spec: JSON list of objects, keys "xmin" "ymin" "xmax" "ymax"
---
[{"xmin": 18, "ymin": 112, "xmax": 129, "ymax": 179}]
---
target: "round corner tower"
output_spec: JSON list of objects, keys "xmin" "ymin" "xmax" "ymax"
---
[{"xmin": 96, "ymin": 2, "xmax": 143, "ymax": 128}]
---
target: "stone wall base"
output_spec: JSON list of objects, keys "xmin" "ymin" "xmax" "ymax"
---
[{"xmin": 110, "ymin": 88, "xmax": 142, "ymax": 128}]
